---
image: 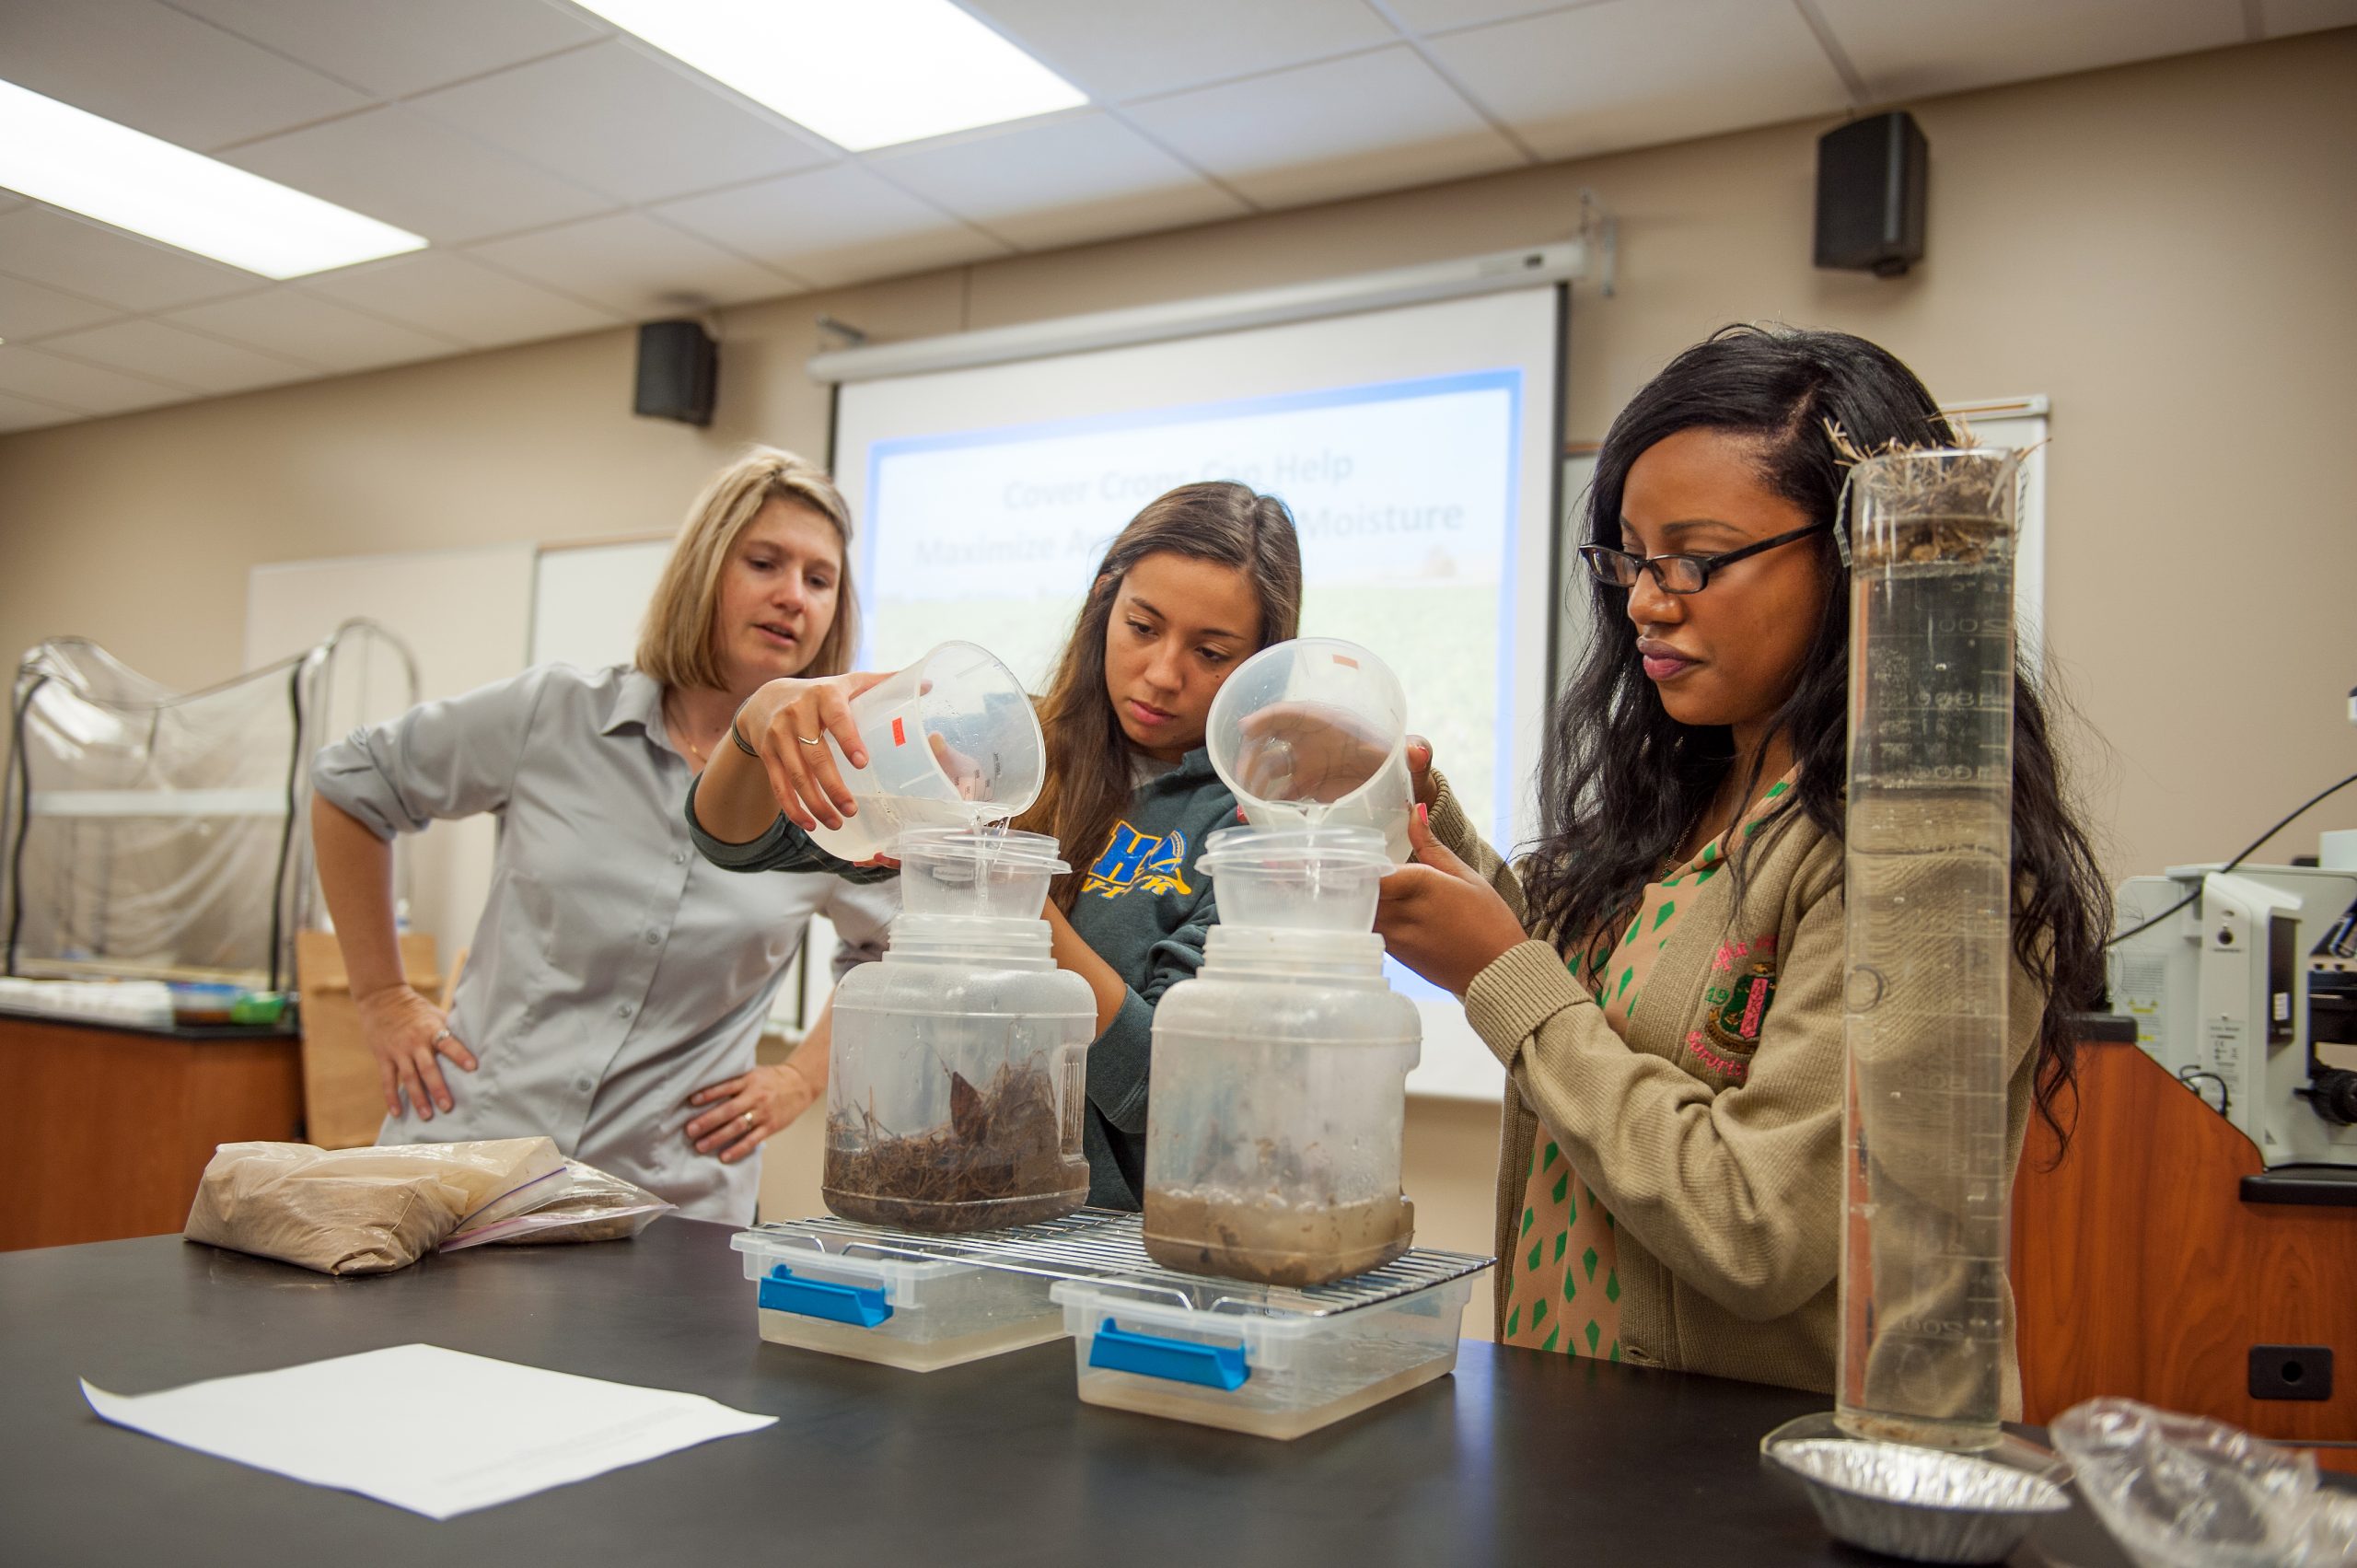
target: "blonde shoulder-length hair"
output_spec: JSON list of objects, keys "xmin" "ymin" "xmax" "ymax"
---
[{"xmin": 634, "ymin": 447, "xmax": 857, "ymax": 691}]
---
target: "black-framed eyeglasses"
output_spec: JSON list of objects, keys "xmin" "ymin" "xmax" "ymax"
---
[{"xmin": 1578, "ymin": 521, "xmax": 1832, "ymax": 595}]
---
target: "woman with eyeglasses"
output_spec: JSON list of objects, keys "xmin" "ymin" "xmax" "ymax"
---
[{"xmin": 1373, "ymin": 324, "xmax": 2109, "ymax": 1400}]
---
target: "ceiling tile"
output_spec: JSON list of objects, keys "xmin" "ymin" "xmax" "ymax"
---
[
  {"xmin": 1123, "ymin": 47, "xmax": 1526, "ymax": 208},
  {"xmin": 1427, "ymin": 0, "xmax": 1852, "ymax": 161},
  {"xmin": 408, "ymin": 39, "xmax": 838, "ymax": 206},
  {"xmin": 655, "ymin": 167, "xmax": 1012, "ymax": 289},
  {"xmin": 0, "ymin": 344, "xmax": 190, "ymax": 414},
  {"xmin": 2259, "ymin": 0, "xmax": 2357, "ymax": 35},
  {"xmin": 1808, "ymin": 0, "xmax": 2243, "ymax": 102},
  {"xmin": 161, "ymin": 291, "xmax": 465, "ymax": 373},
  {"xmin": 969, "ymin": 0, "xmax": 1401, "ymax": 99},
  {"xmin": 36, "ymin": 319, "xmax": 316, "ymax": 394},
  {"xmin": 0, "ymin": 389, "xmax": 85, "ymax": 435},
  {"xmin": 0, "ymin": 0, "xmax": 368, "ymax": 151},
  {"xmin": 867, "ymin": 111, "xmax": 1248, "ymax": 250},
  {"xmin": 168, "ymin": 0, "xmax": 607, "ymax": 99},
  {"xmin": 1385, "ymin": 0, "xmax": 1599, "ymax": 33},
  {"xmin": 298, "ymin": 250, "xmax": 621, "ymax": 349},
  {"xmin": 469, "ymin": 213, "xmax": 800, "ymax": 315},
  {"xmin": 0, "ymin": 273, "xmax": 123, "ymax": 343},
  {"xmin": 0, "ymin": 207, "xmax": 262, "ymax": 311},
  {"xmin": 221, "ymin": 105, "xmax": 614, "ymax": 245}
]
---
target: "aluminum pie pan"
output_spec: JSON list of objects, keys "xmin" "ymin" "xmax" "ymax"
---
[{"xmin": 1764, "ymin": 1434, "xmax": 2073, "ymax": 1564}]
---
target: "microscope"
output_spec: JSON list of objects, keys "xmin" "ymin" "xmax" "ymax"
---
[
  {"xmin": 2110, "ymin": 855, "xmax": 2357, "ymax": 1169},
  {"xmin": 2109, "ymin": 687, "xmax": 2357, "ymax": 1173}
]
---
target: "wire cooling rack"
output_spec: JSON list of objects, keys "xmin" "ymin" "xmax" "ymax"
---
[{"xmin": 740, "ymin": 1208, "xmax": 1491, "ymax": 1318}]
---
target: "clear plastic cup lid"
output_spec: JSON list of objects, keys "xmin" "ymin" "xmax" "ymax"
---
[
  {"xmin": 1196, "ymin": 822, "xmax": 1395, "ymax": 876},
  {"xmin": 896, "ymin": 826, "xmax": 1068, "ymax": 878}
]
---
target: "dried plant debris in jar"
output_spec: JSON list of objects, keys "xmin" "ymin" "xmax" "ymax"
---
[
  {"xmin": 1831, "ymin": 426, "xmax": 2017, "ymax": 570},
  {"xmin": 823, "ymin": 1057, "xmax": 1085, "ymax": 1232}
]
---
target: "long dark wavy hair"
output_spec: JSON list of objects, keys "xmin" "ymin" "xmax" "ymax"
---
[
  {"xmin": 1522, "ymin": 324, "xmax": 2109, "ymax": 1146},
  {"xmin": 1016, "ymin": 482, "xmax": 1303, "ymax": 910}
]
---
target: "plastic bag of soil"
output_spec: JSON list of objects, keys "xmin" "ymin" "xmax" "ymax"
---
[
  {"xmin": 183, "ymin": 1138, "xmax": 564, "ymax": 1275},
  {"xmin": 438, "ymin": 1160, "xmax": 673, "ymax": 1249}
]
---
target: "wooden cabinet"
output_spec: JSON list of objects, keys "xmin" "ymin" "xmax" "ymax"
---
[
  {"xmin": 2013, "ymin": 1035, "xmax": 2357, "ymax": 1468},
  {"xmin": 0, "ymin": 1016, "xmax": 303, "ymax": 1250}
]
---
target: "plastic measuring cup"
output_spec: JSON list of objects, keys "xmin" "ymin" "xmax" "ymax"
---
[
  {"xmin": 806, "ymin": 641, "xmax": 1046, "ymax": 865},
  {"xmin": 1205, "ymin": 637, "xmax": 1413, "ymax": 864}
]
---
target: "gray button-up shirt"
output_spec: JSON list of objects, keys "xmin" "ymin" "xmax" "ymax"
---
[{"xmin": 312, "ymin": 663, "xmax": 895, "ymax": 1223}]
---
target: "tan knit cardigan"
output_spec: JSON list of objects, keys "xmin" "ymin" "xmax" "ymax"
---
[{"xmin": 1425, "ymin": 775, "xmax": 2044, "ymax": 1403}]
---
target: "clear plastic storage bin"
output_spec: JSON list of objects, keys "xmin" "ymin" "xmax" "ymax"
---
[
  {"xmin": 1054, "ymin": 1272, "xmax": 1476, "ymax": 1439},
  {"xmin": 733, "ymin": 1227, "xmax": 1067, "ymax": 1372}
]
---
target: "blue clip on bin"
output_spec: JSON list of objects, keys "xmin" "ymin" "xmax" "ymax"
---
[{"xmin": 732, "ymin": 1228, "xmax": 1070, "ymax": 1373}]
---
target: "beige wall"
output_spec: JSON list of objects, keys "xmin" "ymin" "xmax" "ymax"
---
[
  {"xmin": 6, "ymin": 33, "xmax": 2354, "ymax": 1303},
  {"xmin": 6, "ymin": 33, "xmax": 2351, "ymax": 880}
]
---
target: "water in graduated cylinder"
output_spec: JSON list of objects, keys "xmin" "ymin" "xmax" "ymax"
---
[{"xmin": 1839, "ymin": 462, "xmax": 2018, "ymax": 1453}]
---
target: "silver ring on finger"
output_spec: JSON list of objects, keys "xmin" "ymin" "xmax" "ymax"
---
[
  {"xmin": 742, "ymin": 1110, "xmax": 755, "ymax": 1131},
  {"xmin": 795, "ymin": 734, "xmax": 822, "ymax": 747},
  {"xmin": 429, "ymin": 1027, "xmax": 452, "ymax": 1045}
]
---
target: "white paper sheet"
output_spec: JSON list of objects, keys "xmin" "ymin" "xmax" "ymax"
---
[{"xmin": 81, "ymin": 1343, "xmax": 775, "ymax": 1519}]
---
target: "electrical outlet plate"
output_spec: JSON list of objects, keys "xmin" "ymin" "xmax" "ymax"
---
[{"xmin": 2248, "ymin": 1344, "xmax": 2333, "ymax": 1401}]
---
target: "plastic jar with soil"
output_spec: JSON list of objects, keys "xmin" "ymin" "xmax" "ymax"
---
[
  {"xmin": 823, "ymin": 829, "xmax": 1097, "ymax": 1232},
  {"xmin": 1142, "ymin": 825, "xmax": 1420, "ymax": 1286}
]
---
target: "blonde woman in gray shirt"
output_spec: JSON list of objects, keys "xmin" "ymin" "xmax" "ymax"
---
[{"xmin": 309, "ymin": 448, "xmax": 896, "ymax": 1222}]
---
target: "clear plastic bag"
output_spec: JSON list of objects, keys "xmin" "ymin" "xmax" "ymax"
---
[
  {"xmin": 438, "ymin": 1160, "xmax": 674, "ymax": 1249},
  {"xmin": 2051, "ymin": 1398, "xmax": 2357, "ymax": 1568},
  {"xmin": 183, "ymin": 1138, "xmax": 564, "ymax": 1275}
]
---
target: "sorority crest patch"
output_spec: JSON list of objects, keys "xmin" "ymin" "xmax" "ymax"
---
[{"xmin": 1705, "ymin": 958, "xmax": 1779, "ymax": 1052}]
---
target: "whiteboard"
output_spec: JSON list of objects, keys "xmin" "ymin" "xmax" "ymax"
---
[
  {"xmin": 528, "ymin": 538, "xmax": 669, "ymax": 672},
  {"xmin": 1964, "ymin": 411, "xmax": 2048, "ymax": 667}
]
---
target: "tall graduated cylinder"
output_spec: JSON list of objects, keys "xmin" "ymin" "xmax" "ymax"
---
[{"xmin": 1838, "ymin": 447, "xmax": 2020, "ymax": 1452}]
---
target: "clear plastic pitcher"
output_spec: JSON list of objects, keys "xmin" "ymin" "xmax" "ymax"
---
[
  {"xmin": 1143, "ymin": 824, "xmax": 1421, "ymax": 1285},
  {"xmin": 824, "ymin": 828, "xmax": 1097, "ymax": 1232},
  {"xmin": 807, "ymin": 641, "xmax": 1046, "ymax": 865},
  {"xmin": 1206, "ymin": 637, "xmax": 1413, "ymax": 865}
]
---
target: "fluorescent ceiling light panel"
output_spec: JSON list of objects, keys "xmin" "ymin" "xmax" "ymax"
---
[
  {"xmin": 0, "ymin": 80, "xmax": 426, "ymax": 279},
  {"xmin": 575, "ymin": 0, "xmax": 1086, "ymax": 152}
]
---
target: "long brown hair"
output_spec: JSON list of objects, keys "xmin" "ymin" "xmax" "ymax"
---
[{"xmin": 1016, "ymin": 482, "xmax": 1303, "ymax": 908}]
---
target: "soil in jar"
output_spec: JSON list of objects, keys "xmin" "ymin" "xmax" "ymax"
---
[
  {"xmin": 1143, "ymin": 1189, "xmax": 1415, "ymax": 1287},
  {"xmin": 823, "ymin": 1056, "xmax": 1085, "ymax": 1232}
]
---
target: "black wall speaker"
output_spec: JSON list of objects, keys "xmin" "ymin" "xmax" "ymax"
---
[
  {"xmin": 1815, "ymin": 111, "xmax": 1927, "ymax": 278},
  {"xmin": 633, "ymin": 319, "xmax": 717, "ymax": 426}
]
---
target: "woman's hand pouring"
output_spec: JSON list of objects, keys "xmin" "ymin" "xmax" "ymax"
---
[{"xmin": 736, "ymin": 671, "xmax": 890, "ymax": 833}]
